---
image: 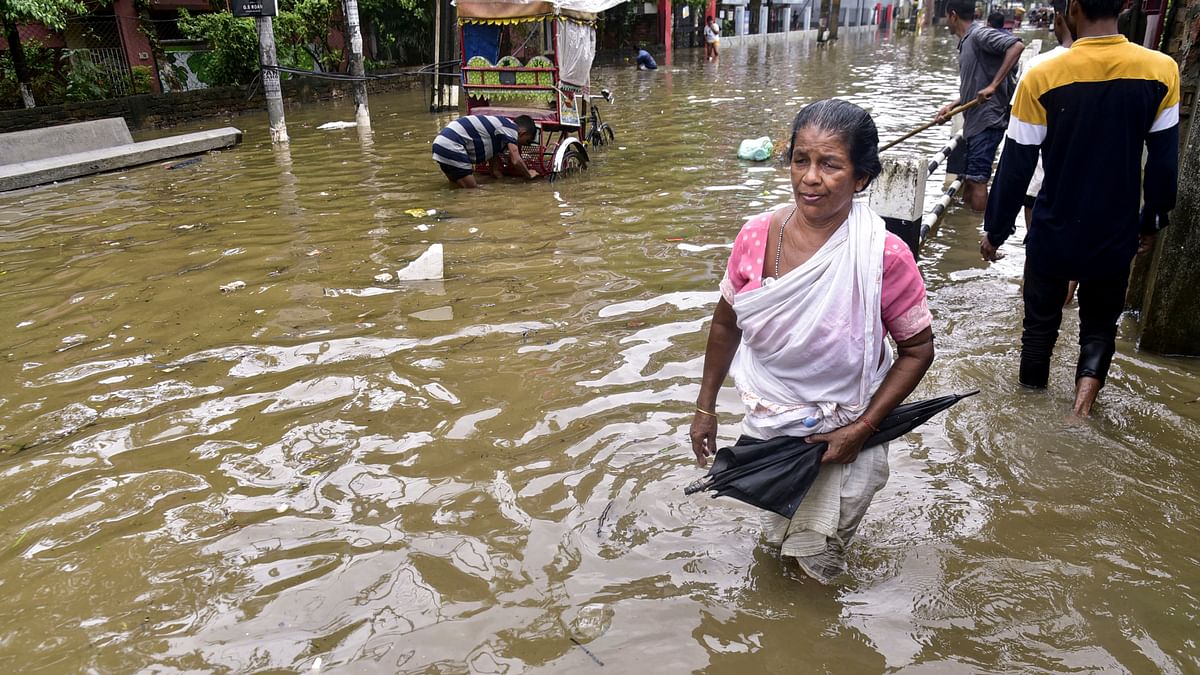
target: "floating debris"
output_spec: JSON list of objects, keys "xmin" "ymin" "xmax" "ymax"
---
[
  {"xmin": 166, "ymin": 157, "xmax": 202, "ymax": 170},
  {"xmin": 219, "ymin": 281, "xmax": 246, "ymax": 293},
  {"xmin": 570, "ymin": 602, "xmax": 613, "ymax": 644},
  {"xmin": 396, "ymin": 243, "xmax": 444, "ymax": 281},
  {"xmin": 316, "ymin": 121, "xmax": 357, "ymax": 130},
  {"xmin": 410, "ymin": 306, "xmax": 454, "ymax": 321}
]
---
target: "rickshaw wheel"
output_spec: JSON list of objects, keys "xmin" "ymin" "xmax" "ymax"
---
[
  {"xmin": 549, "ymin": 146, "xmax": 588, "ymax": 182},
  {"xmin": 601, "ymin": 124, "xmax": 615, "ymax": 142}
]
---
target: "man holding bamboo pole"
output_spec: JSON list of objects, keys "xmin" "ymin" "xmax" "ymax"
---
[{"xmin": 935, "ymin": 0, "xmax": 1024, "ymax": 212}]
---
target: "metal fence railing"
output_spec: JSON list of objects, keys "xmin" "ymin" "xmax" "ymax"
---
[{"xmin": 67, "ymin": 46, "xmax": 134, "ymax": 97}]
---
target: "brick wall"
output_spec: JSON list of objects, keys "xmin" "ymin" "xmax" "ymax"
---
[{"xmin": 0, "ymin": 75, "xmax": 422, "ymax": 134}]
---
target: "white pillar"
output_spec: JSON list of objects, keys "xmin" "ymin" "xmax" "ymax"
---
[
  {"xmin": 804, "ymin": 3, "xmax": 811, "ymax": 30},
  {"xmin": 735, "ymin": 6, "xmax": 747, "ymax": 35},
  {"xmin": 758, "ymin": 2, "xmax": 769, "ymax": 33},
  {"xmin": 782, "ymin": 5, "xmax": 792, "ymax": 32}
]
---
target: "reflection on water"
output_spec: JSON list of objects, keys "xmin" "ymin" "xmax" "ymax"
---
[{"xmin": 2, "ymin": 30, "xmax": 1199, "ymax": 673}]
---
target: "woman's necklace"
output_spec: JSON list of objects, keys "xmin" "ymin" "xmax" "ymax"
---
[{"xmin": 773, "ymin": 207, "xmax": 797, "ymax": 280}]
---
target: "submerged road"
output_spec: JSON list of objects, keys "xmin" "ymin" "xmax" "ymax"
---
[{"xmin": 1, "ymin": 29, "xmax": 1198, "ymax": 673}]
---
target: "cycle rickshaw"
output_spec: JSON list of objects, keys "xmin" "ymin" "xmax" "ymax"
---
[{"xmin": 458, "ymin": 0, "xmax": 620, "ymax": 180}]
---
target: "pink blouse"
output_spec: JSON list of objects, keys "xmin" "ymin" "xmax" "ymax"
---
[{"xmin": 719, "ymin": 211, "xmax": 933, "ymax": 341}]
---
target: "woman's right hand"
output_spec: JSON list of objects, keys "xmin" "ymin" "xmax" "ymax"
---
[{"xmin": 689, "ymin": 411, "xmax": 718, "ymax": 468}]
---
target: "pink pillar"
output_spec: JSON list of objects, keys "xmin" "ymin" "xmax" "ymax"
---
[
  {"xmin": 658, "ymin": 0, "xmax": 672, "ymax": 64},
  {"xmin": 706, "ymin": 0, "xmax": 717, "ymax": 23},
  {"xmin": 114, "ymin": 0, "xmax": 160, "ymax": 93}
]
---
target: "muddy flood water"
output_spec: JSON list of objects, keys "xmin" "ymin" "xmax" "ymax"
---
[{"xmin": 2, "ymin": 29, "xmax": 1199, "ymax": 673}]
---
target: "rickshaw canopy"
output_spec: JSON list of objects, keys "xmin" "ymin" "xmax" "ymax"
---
[{"xmin": 455, "ymin": 0, "xmax": 628, "ymax": 21}]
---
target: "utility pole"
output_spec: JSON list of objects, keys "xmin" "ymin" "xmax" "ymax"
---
[
  {"xmin": 432, "ymin": 0, "xmax": 442, "ymax": 112},
  {"xmin": 344, "ymin": 0, "xmax": 370, "ymax": 123},
  {"xmin": 254, "ymin": 14, "xmax": 289, "ymax": 143}
]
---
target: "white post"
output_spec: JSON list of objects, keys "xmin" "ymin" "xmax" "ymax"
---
[
  {"xmin": 804, "ymin": 3, "xmax": 811, "ymax": 30},
  {"xmin": 344, "ymin": 0, "xmax": 370, "ymax": 122},
  {"xmin": 432, "ymin": 0, "xmax": 442, "ymax": 111},
  {"xmin": 758, "ymin": 2, "xmax": 769, "ymax": 33},
  {"xmin": 735, "ymin": 6, "xmax": 747, "ymax": 35},
  {"xmin": 782, "ymin": 6, "xmax": 792, "ymax": 33},
  {"xmin": 256, "ymin": 16, "xmax": 289, "ymax": 144}
]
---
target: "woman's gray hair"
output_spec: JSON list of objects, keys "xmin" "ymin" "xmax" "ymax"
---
[{"xmin": 786, "ymin": 99, "xmax": 883, "ymax": 190}]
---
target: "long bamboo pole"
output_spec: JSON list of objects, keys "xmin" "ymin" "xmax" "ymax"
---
[{"xmin": 880, "ymin": 99, "xmax": 979, "ymax": 153}]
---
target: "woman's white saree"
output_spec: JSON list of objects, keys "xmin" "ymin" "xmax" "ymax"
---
[{"xmin": 730, "ymin": 202, "xmax": 893, "ymax": 583}]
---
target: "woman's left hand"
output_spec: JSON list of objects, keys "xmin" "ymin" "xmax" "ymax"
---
[{"xmin": 807, "ymin": 420, "xmax": 874, "ymax": 464}]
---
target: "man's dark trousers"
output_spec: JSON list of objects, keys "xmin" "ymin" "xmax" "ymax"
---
[{"xmin": 1019, "ymin": 262, "xmax": 1129, "ymax": 388}]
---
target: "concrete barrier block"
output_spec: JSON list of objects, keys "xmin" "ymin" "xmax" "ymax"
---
[
  {"xmin": 0, "ymin": 127, "xmax": 243, "ymax": 192},
  {"xmin": 869, "ymin": 153, "xmax": 926, "ymax": 222},
  {"xmin": 0, "ymin": 118, "xmax": 133, "ymax": 165}
]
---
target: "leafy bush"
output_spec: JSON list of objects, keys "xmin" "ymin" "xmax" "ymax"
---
[
  {"xmin": 131, "ymin": 65, "xmax": 153, "ymax": 94},
  {"xmin": 61, "ymin": 50, "xmax": 119, "ymax": 101}
]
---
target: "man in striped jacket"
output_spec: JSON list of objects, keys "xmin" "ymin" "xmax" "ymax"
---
[
  {"xmin": 981, "ymin": 0, "xmax": 1180, "ymax": 415},
  {"xmin": 433, "ymin": 114, "xmax": 539, "ymax": 188}
]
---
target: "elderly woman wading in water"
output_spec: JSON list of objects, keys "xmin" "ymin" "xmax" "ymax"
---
[{"xmin": 690, "ymin": 99, "xmax": 936, "ymax": 582}]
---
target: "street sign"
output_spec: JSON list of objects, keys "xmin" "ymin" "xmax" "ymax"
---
[{"xmin": 232, "ymin": 0, "xmax": 277, "ymax": 17}]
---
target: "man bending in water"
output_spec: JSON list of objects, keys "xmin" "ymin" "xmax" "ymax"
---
[{"xmin": 433, "ymin": 114, "xmax": 539, "ymax": 188}]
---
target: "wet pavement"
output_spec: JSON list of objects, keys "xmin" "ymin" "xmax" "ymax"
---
[{"xmin": 1, "ymin": 28, "xmax": 1199, "ymax": 673}]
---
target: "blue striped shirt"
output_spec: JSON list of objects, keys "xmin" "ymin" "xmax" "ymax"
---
[{"xmin": 432, "ymin": 115, "xmax": 520, "ymax": 170}]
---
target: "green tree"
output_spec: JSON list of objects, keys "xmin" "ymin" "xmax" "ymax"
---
[
  {"xmin": 177, "ymin": 10, "xmax": 259, "ymax": 86},
  {"xmin": 359, "ymin": 0, "xmax": 432, "ymax": 65},
  {"xmin": 1, "ymin": 0, "xmax": 91, "ymax": 107},
  {"xmin": 178, "ymin": 0, "xmax": 348, "ymax": 87}
]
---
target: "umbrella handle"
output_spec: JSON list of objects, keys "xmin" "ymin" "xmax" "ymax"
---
[{"xmin": 683, "ymin": 477, "xmax": 711, "ymax": 496}]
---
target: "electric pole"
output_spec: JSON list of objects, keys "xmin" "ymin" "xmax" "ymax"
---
[
  {"xmin": 255, "ymin": 15, "xmax": 289, "ymax": 143},
  {"xmin": 344, "ymin": 0, "xmax": 370, "ymax": 123}
]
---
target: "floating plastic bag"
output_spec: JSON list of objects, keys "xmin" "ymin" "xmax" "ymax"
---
[{"xmin": 737, "ymin": 136, "xmax": 773, "ymax": 161}]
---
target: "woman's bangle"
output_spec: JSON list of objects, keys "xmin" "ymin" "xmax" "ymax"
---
[
  {"xmin": 858, "ymin": 417, "xmax": 880, "ymax": 433},
  {"xmin": 695, "ymin": 407, "xmax": 718, "ymax": 418}
]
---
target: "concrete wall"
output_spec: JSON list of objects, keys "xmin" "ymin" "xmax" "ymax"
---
[
  {"xmin": 718, "ymin": 22, "xmax": 875, "ymax": 46},
  {"xmin": 0, "ymin": 75, "xmax": 421, "ymax": 134}
]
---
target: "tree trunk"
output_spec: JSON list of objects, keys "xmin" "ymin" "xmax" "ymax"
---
[
  {"xmin": 829, "ymin": 0, "xmax": 842, "ymax": 39},
  {"xmin": 1136, "ymin": 0, "xmax": 1200, "ymax": 355},
  {"xmin": 2, "ymin": 17, "xmax": 36, "ymax": 108}
]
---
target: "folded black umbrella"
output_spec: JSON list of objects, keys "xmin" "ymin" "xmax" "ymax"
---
[{"xmin": 684, "ymin": 391, "xmax": 979, "ymax": 518}]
